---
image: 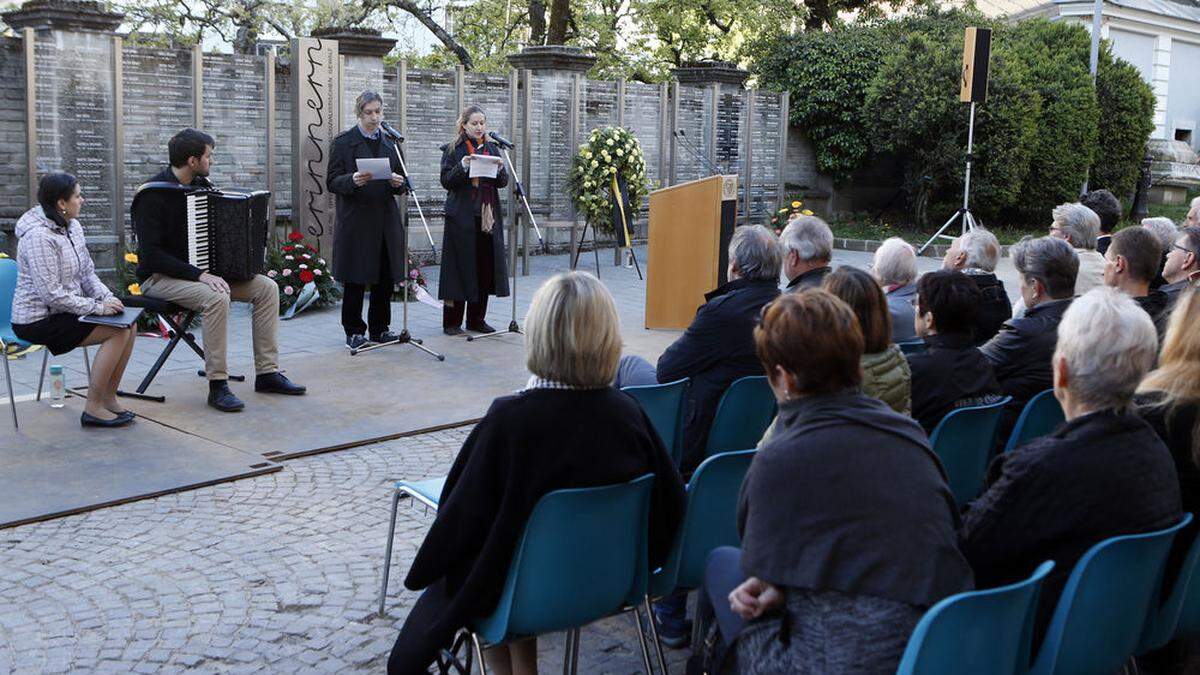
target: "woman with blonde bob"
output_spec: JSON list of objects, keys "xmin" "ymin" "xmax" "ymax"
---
[{"xmin": 389, "ymin": 272, "xmax": 684, "ymax": 675}]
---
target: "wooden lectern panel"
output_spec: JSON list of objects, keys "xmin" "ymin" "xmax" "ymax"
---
[{"xmin": 645, "ymin": 175, "xmax": 738, "ymax": 330}]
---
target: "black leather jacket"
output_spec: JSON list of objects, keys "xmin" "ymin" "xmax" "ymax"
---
[{"xmin": 979, "ymin": 297, "xmax": 1072, "ymax": 407}]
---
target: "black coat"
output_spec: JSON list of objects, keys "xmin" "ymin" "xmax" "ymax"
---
[
  {"xmin": 964, "ymin": 271, "xmax": 1011, "ymax": 346},
  {"xmin": 438, "ymin": 139, "xmax": 510, "ymax": 302},
  {"xmin": 402, "ymin": 387, "xmax": 685, "ymax": 656},
  {"xmin": 980, "ymin": 297, "xmax": 1071, "ymax": 432},
  {"xmin": 907, "ymin": 332, "xmax": 1003, "ymax": 435},
  {"xmin": 739, "ymin": 391, "xmax": 974, "ymax": 607},
  {"xmin": 132, "ymin": 168, "xmax": 215, "ymax": 282},
  {"xmin": 657, "ymin": 277, "xmax": 781, "ymax": 471},
  {"xmin": 326, "ymin": 127, "xmax": 408, "ymax": 285},
  {"xmin": 961, "ymin": 409, "xmax": 1181, "ymax": 637}
]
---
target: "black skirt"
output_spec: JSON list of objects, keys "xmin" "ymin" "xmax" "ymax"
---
[{"xmin": 12, "ymin": 313, "xmax": 95, "ymax": 355}]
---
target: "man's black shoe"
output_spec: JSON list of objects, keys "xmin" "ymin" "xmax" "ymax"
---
[
  {"xmin": 346, "ymin": 334, "xmax": 369, "ymax": 350},
  {"xmin": 208, "ymin": 380, "xmax": 245, "ymax": 412},
  {"xmin": 255, "ymin": 372, "xmax": 307, "ymax": 395},
  {"xmin": 443, "ymin": 326, "xmax": 465, "ymax": 336},
  {"xmin": 466, "ymin": 321, "xmax": 496, "ymax": 334},
  {"xmin": 370, "ymin": 330, "xmax": 402, "ymax": 344}
]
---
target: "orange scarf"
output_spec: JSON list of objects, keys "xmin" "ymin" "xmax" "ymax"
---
[{"xmin": 465, "ymin": 137, "xmax": 496, "ymax": 234}]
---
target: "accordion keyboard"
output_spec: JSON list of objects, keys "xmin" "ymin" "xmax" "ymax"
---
[{"xmin": 186, "ymin": 193, "xmax": 210, "ymax": 271}]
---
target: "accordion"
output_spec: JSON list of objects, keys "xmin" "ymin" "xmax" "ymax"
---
[{"xmin": 133, "ymin": 183, "xmax": 270, "ymax": 281}]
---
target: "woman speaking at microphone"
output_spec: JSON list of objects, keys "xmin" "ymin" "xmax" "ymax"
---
[{"xmin": 438, "ymin": 105, "xmax": 510, "ymax": 335}]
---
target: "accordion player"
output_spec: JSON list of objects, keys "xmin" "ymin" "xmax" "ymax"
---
[{"xmin": 131, "ymin": 182, "xmax": 270, "ymax": 281}]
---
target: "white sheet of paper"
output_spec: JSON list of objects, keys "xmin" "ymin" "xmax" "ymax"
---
[
  {"xmin": 355, "ymin": 158, "xmax": 393, "ymax": 181},
  {"xmin": 468, "ymin": 155, "xmax": 503, "ymax": 179}
]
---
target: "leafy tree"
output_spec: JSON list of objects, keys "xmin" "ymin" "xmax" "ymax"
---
[{"xmin": 1092, "ymin": 45, "xmax": 1156, "ymax": 199}]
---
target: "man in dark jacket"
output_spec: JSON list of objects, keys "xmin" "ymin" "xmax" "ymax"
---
[
  {"xmin": 1082, "ymin": 189, "xmax": 1122, "ymax": 255},
  {"xmin": 942, "ymin": 227, "xmax": 1011, "ymax": 345},
  {"xmin": 779, "ymin": 215, "xmax": 832, "ymax": 292},
  {"xmin": 133, "ymin": 128, "xmax": 305, "ymax": 412},
  {"xmin": 980, "ymin": 237, "xmax": 1076, "ymax": 440},
  {"xmin": 908, "ymin": 270, "xmax": 1003, "ymax": 435},
  {"xmin": 1104, "ymin": 226, "xmax": 1171, "ymax": 340},
  {"xmin": 1160, "ymin": 226, "xmax": 1200, "ymax": 310},
  {"xmin": 963, "ymin": 288, "xmax": 1181, "ymax": 638}
]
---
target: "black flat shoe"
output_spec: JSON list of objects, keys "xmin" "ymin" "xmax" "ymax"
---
[
  {"xmin": 466, "ymin": 321, "xmax": 496, "ymax": 334},
  {"xmin": 81, "ymin": 411, "xmax": 134, "ymax": 428},
  {"xmin": 443, "ymin": 326, "xmax": 465, "ymax": 336},
  {"xmin": 254, "ymin": 372, "xmax": 307, "ymax": 395}
]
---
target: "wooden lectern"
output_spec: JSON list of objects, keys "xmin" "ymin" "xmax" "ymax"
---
[{"xmin": 645, "ymin": 175, "xmax": 739, "ymax": 329}]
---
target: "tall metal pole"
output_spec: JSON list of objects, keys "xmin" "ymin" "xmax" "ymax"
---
[{"xmin": 1083, "ymin": 0, "xmax": 1103, "ymax": 195}]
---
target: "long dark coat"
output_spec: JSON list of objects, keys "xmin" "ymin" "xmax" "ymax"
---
[
  {"xmin": 326, "ymin": 127, "xmax": 408, "ymax": 285},
  {"xmin": 438, "ymin": 139, "xmax": 510, "ymax": 302}
]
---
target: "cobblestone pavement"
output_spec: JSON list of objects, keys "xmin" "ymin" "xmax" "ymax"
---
[{"xmin": 0, "ymin": 426, "xmax": 692, "ymax": 674}]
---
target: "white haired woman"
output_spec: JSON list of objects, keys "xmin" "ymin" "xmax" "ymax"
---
[
  {"xmin": 388, "ymin": 272, "xmax": 685, "ymax": 675},
  {"xmin": 963, "ymin": 287, "xmax": 1182, "ymax": 637},
  {"xmin": 872, "ymin": 237, "xmax": 919, "ymax": 343}
]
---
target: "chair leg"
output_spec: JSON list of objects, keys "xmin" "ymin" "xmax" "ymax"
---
[
  {"xmin": 36, "ymin": 349, "xmax": 48, "ymax": 401},
  {"xmin": 82, "ymin": 346, "xmax": 91, "ymax": 381},
  {"xmin": 3, "ymin": 347, "xmax": 17, "ymax": 429},
  {"xmin": 644, "ymin": 596, "xmax": 668, "ymax": 675},
  {"xmin": 470, "ymin": 633, "xmax": 487, "ymax": 675},
  {"xmin": 630, "ymin": 606, "xmax": 654, "ymax": 675},
  {"xmin": 561, "ymin": 629, "xmax": 576, "ymax": 675},
  {"xmin": 378, "ymin": 489, "xmax": 403, "ymax": 617},
  {"xmin": 570, "ymin": 628, "xmax": 581, "ymax": 675}
]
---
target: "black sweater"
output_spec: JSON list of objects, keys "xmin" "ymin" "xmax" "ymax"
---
[
  {"xmin": 908, "ymin": 332, "xmax": 1003, "ymax": 435},
  {"xmin": 131, "ymin": 168, "xmax": 214, "ymax": 282}
]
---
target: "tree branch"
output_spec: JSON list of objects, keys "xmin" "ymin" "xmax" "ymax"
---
[{"xmin": 375, "ymin": 0, "xmax": 475, "ymax": 69}]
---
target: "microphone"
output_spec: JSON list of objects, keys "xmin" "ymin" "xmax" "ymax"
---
[
  {"xmin": 380, "ymin": 121, "xmax": 404, "ymax": 142},
  {"xmin": 674, "ymin": 129, "xmax": 722, "ymax": 176},
  {"xmin": 488, "ymin": 131, "xmax": 515, "ymax": 149}
]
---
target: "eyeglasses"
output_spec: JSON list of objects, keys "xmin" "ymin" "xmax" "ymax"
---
[{"xmin": 1173, "ymin": 243, "xmax": 1195, "ymax": 255}]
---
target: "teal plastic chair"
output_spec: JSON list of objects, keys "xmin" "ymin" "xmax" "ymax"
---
[
  {"xmin": 379, "ymin": 475, "xmax": 449, "ymax": 616},
  {"xmin": 928, "ymin": 396, "xmax": 1012, "ymax": 506},
  {"xmin": 1003, "ymin": 389, "xmax": 1065, "ymax": 453},
  {"xmin": 1029, "ymin": 515, "xmax": 1192, "ymax": 675},
  {"xmin": 646, "ymin": 449, "xmax": 755, "ymax": 671},
  {"xmin": 898, "ymin": 339, "xmax": 926, "ymax": 355},
  {"xmin": 465, "ymin": 474, "xmax": 657, "ymax": 674},
  {"xmin": 622, "ymin": 378, "xmax": 689, "ymax": 466},
  {"xmin": 705, "ymin": 376, "xmax": 776, "ymax": 458},
  {"xmin": 896, "ymin": 560, "xmax": 1055, "ymax": 675},
  {"xmin": 1, "ymin": 257, "xmax": 27, "ymax": 428},
  {"xmin": 1140, "ymin": 517, "xmax": 1200, "ymax": 652}
]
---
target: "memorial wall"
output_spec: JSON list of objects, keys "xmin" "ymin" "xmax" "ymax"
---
[{"xmin": 0, "ymin": 6, "xmax": 787, "ymax": 273}]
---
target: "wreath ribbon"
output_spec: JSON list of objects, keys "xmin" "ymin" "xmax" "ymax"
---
[{"xmin": 611, "ymin": 175, "xmax": 633, "ymax": 249}]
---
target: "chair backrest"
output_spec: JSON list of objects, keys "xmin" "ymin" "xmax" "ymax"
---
[
  {"xmin": 622, "ymin": 378, "xmax": 689, "ymax": 466},
  {"xmin": 474, "ymin": 474, "xmax": 655, "ymax": 645},
  {"xmin": 705, "ymin": 376, "xmax": 776, "ymax": 458},
  {"xmin": 651, "ymin": 450, "xmax": 755, "ymax": 597},
  {"xmin": 1003, "ymin": 389, "xmax": 1064, "ymax": 453},
  {"xmin": 0, "ymin": 257, "xmax": 18, "ymax": 337},
  {"xmin": 928, "ymin": 396, "xmax": 1011, "ymax": 506},
  {"xmin": 1030, "ymin": 515, "xmax": 1192, "ymax": 675},
  {"xmin": 898, "ymin": 339, "xmax": 926, "ymax": 355},
  {"xmin": 896, "ymin": 560, "xmax": 1055, "ymax": 675},
  {"xmin": 1141, "ymin": 516, "xmax": 1200, "ymax": 651}
]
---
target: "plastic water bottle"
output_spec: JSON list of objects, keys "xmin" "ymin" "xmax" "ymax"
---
[{"xmin": 49, "ymin": 364, "xmax": 65, "ymax": 408}]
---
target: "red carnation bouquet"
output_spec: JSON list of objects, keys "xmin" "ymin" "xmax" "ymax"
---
[{"xmin": 266, "ymin": 231, "xmax": 342, "ymax": 317}]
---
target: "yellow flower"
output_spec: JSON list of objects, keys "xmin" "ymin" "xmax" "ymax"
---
[
  {"xmin": 127, "ymin": 283, "xmax": 142, "ymax": 295},
  {"xmin": 791, "ymin": 201, "xmax": 802, "ymax": 208},
  {"xmin": 124, "ymin": 252, "xmax": 138, "ymax": 264},
  {"xmin": 802, "ymin": 209, "xmax": 813, "ymax": 216}
]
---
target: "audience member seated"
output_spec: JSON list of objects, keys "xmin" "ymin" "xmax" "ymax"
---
[
  {"xmin": 824, "ymin": 267, "xmax": 911, "ymax": 415},
  {"xmin": 1185, "ymin": 195, "xmax": 1200, "ymax": 228},
  {"xmin": 780, "ymin": 215, "xmax": 833, "ymax": 292},
  {"xmin": 1082, "ymin": 189, "xmax": 1122, "ymax": 255},
  {"xmin": 962, "ymin": 288, "xmax": 1181, "ymax": 637},
  {"xmin": 942, "ymin": 227, "xmax": 1011, "ymax": 345},
  {"xmin": 1103, "ymin": 226, "xmax": 1170, "ymax": 339},
  {"xmin": 1142, "ymin": 216, "xmax": 1178, "ymax": 290},
  {"xmin": 873, "ymin": 237, "xmax": 919, "ymax": 344},
  {"xmin": 10, "ymin": 172, "xmax": 137, "ymax": 428},
  {"xmin": 703, "ymin": 289, "xmax": 973, "ymax": 673},
  {"xmin": 1161, "ymin": 226, "xmax": 1200, "ymax": 309},
  {"xmin": 387, "ymin": 271, "xmax": 685, "ymax": 675},
  {"xmin": 907, "ymin": 270, "xmax": 1003, "ymax": 435},
  {"xmin": 980, "ymin": 237, "xmax": 1076, "ymax": 435}
]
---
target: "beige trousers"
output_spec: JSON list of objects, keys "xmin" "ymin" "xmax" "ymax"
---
[{"xmin": 141, "ymin": 273, "xmax": 279, "ymax": 381}]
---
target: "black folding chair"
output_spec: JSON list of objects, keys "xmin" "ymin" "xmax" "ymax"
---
[{"xmin": 121, "ymin": 295, "xmax": 243, "ymax": 402}]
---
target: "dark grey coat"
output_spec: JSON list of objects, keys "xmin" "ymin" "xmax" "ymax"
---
[
  {"xmin": 326, "ymin": 127, "xmax": 408, "ymax": 285},
  {"xmin": 437, "ymin": 139, "xmax": 510, "ymax": 302}
]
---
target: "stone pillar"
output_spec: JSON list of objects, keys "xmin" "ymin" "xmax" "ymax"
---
[
  {"xmin": 3, "ymin": 0, "xmax": 124, "ymax": 271},
  {"xmin": 310, "ymin": 28, "xmax": 397, "ymax": 130},
  {"xmin": 505, "ymin": 46, "xmax": 596, "ymax": 250},
  {"xmin": 1152, "ymin": 34, "xmax": 1171, "ymax": 140},
  {"xmin": 671, "ymin": 61, "xmax": 750, "ymax": 215}
]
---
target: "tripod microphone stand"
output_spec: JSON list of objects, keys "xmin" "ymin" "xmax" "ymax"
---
[
  {"xmin": 350, "ymin": 128, "xmax": 445, "ymax": 361},
  {"xmin": 467, "ymin": 133, "xmax": 543, "ymax": 343},
  {"xmin": 917, "ymin": 102, "xmax": 980, "ymax": 255}
]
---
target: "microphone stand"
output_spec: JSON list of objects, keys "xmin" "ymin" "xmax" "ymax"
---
[
  {"xmin": 674, "ymin": 130, "xmax": 724, "ymax": 177},
  {"xmin": 350, "ymin": 134, "xmax": 445, "ymax": 361},
  {"xmin": 466, "ymin": 140, "xmax": 538, "ymax": 342},
  {"xmin": 383, "ymin": 125, "xmax": 438, "ymax": 262}
]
